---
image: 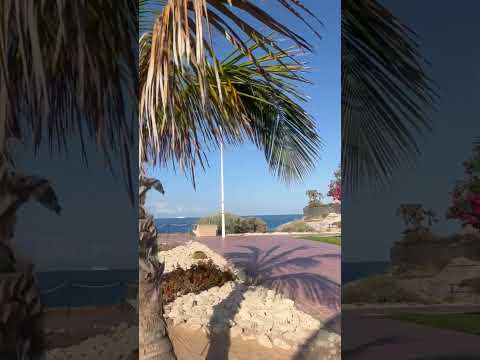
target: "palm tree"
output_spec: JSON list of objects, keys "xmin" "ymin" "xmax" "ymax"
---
[
  {"xmin": 1, "ymin": 1, "xmax": 137, "ymax": 358},
  {"xmin": 0, "ymin": 172, "xmax": 61, "ymax": 359},
  {"xmin": 139, "ymin": 1, "xmax": 324, "ymax": 358}
]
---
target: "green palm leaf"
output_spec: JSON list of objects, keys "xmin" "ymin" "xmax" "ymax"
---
[
  {"xmin": 140, "ymin": 39, "xmax": 321, "ymax": 184},
  {"xmin": 342, "ymin": 0, "xmax": 437, "ymax": 194},
  {"xmin": 139, "ymin": 0, "xmax": 322, "ymax": 171}
]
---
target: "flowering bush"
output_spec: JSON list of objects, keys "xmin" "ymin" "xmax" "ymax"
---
[
  {"xmin": 327, "ymin": 166, "xmax": 341, "ymax": 202},
  {"xmin": 447, "ymin": 146, "xmax": 480, "ymax": 229}
]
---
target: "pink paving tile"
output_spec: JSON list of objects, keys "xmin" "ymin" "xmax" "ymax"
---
[
  {"xmin": 342, "ymin": 310, "xmax": 480, "ymax": 359},
  {"xmin": 197, "ymin": 235, "xmax": 341, "ymax": 326}
]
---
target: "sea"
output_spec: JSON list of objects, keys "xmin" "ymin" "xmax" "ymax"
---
[
  {"xmin": 36, "ymin": 213, "xmax": 388, "ymax": 307},
  {"xmin": 37, "ymin": 269, "xmax": 137, "ymax": 308},
  {"xmin": 342, "ymin": 261, "xmax": 390, "ymax": 283},
  {"xmin": 37, "ymin": 264, "xmax": 389, "ymax": 307},
  {"xmin": 155, "ymin": 214, "xmax": 303, "ymax": 233}
]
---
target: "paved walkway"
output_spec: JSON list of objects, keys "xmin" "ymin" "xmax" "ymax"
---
[
  {"xmin": 342, "ymin": 309, "xmax": 480, "ymax": 359},
  {"xmin": 184, "ymin": 235, "xmax": 341, "ymax": 332}
]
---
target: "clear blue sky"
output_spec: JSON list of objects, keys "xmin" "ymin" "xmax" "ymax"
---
[{"xmin": 146, "ymin": 0, "xmax": 340, "ymax": 218}]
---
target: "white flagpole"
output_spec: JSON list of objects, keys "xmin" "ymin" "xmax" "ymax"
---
[{"xmin": 220, "ymin": 142, "xmax": 226, "ymax": 238}]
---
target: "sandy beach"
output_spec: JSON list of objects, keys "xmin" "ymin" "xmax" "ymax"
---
[{"xmin": 44, "ymin": 303, "xmax": 137, "ymax": 350}]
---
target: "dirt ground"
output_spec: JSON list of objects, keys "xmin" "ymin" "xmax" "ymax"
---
[
  {"xmin": 44, "ymin": 303, "xmax": 136, "ymax": 349},
  {"xmin": 44, "ymin": 305, "xmax": 337, "ymax": 359}
]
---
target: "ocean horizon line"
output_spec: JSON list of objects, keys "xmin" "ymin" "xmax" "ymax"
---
[
  {"xmin": 38, "ymin": 267, "xmax": 137, "ymax": 273},
  {"xmin": 155, "ymin": 213, "xmax": 303, "ymax": 220}
]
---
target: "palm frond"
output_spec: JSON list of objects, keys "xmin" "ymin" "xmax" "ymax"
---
[
  {"xmin": 139, "ymin": 0, "xmax": 322, "ymax": 167},
  {"xmin": 140, "ymin": 40, "xmax": 321, "ymax": 183},
  {"xmin": 0, "ymin": 0, "xmax": 138, "ymax": 201},
  {"xmin": 342, "ymin": 0, "xmax": 436, "ymax": 194}
]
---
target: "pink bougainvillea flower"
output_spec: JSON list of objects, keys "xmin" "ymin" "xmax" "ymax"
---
[
  {"xmin": 461, "ymin": 213, "xmax": 479, "ymax": 225},
  {"xmin": 471, "ymin": 203, "xmax": 480, "ymax": 216}
]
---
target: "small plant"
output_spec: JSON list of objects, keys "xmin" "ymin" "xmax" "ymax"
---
[
  {"xmin": 161, "ymin": 260, "xmax": 236, "ymax": 304},
  {"xmin": 192, "ymin": 251, "xmax": 208, "ymax": 260}
]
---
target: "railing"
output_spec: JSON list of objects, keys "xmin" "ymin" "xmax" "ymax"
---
[{"xmin": 40, "ymin": 280, "xmax": 138, "ymax": 309}]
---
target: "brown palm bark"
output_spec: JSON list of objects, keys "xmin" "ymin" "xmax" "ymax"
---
[{"xmin": 138, "ymin": 173, "xmax": 176, "ymax": 360}]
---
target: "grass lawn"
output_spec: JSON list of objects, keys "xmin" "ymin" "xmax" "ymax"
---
[
  {"xmin": 298, "ymin": 235, "xmax": 341, "ymax": 246},
  {"xmin": 385, "ymin": 312, "xmax": 480, "ymax": 335}
]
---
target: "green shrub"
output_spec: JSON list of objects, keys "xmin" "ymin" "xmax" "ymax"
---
[
  {"xmin": 197, "ymin": 213, "xmax": 267, "ymax": 234},
  {"xmin": 234, "ymin": 217, "xmax": 267, "ymax": 233},
  {"xmin": 277, "ymin": 220, "xmax": 315, "ymax": 232},
  {"xmin": 161, "ymin": 260, "xmax": 236, "ymax": 303}
]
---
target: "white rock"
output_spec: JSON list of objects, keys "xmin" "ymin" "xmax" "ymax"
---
[
  {"xmin": 241, "ymin": 332, "xmax": 256, "ymax": 341},
  {"xmin": 258, "ymin": 334, "xmax": 273, "ymax": 348},
  {"xmin": 230, "ymin": 326, "xmax": 243, "ymax": 337},
  {"xmin": 273, "ymin": 338, "xmax": 291, "ymax": 350},
  {"xmin": 316, "ymin": 339, "xmax": 329, "ymax": 348},
  {"xmin": 187, "ymin": 317, "xmax": 203, "ymax": 326}
]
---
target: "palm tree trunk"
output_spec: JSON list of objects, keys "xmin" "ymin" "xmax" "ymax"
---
[
  {"xmin": 0, "ymin": 136, "xmax": 61, "ymax": 359},
  {"xmin": 138, "ymin": 172, "xmax": 176, "ymax": 360},
  {"xmin": 1, "ymin": 203, "xmax": 45, "ymax": 360}
]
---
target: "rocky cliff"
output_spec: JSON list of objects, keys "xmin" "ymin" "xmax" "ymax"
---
[{"xmin": 303, "ymin": 203, "xmax": 340, "ymax": 221}]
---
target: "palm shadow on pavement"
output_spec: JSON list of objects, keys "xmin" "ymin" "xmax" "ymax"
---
[
  {"xmin": 226, "ymin": 245, "xmax": 341, "ymax": 313},
  {"xmin": 205, "ymin": 245, "xmax": 340, "ymax": 358}
]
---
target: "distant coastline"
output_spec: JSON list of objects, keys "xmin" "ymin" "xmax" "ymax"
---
[
  {"xmin": 342, "ymin": 261, "xmax": 390, "ymax": 283},
  {"xmin": 155, "ymin": 214, "xmax": 303, "ymax": 233}
]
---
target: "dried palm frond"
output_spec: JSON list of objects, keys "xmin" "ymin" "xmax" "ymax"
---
[
  {"xmin": 139, "ymin": 0, "xmax": 322, "ymax": 168},
  {"xmin": 0, "ymin": 0, "xmax": 138, "ymax": 201}
]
